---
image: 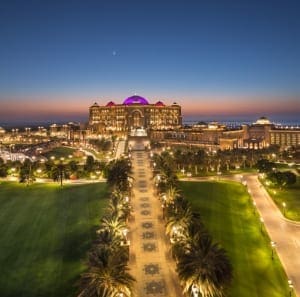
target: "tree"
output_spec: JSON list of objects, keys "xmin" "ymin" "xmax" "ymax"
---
[
  {"xmin": 78, "ymin": 247, "xmax": 135, "ymax": 297},
  {"xmin": 19, "ymin": 159, "xmax": 34, "ymax": 184},
  {"xmin": 268, "ymin": 171, "xmax": 297, "ymax": 188},
  {"xmin": 166, "ymin": 205, "xmax": 193, "ymax": 240},
  {"xmin": 84, "ymin": 156, "xmax": 95, "ymax": 173},
  {"xmin": 94, "ymin": 229, "xmax": 121, "ymax": 252},
  {"xmin": 256, "ymin": 159, "xmax": 275, "ymax": 173},
  {"xmin": 106, "ymin": 159, "xmax": 132, "ymax": 192},
  {"xmin": 283, "ymin": 171, "xmax": 297, "ymax": 186},
  {"xmin": 100, "ymin": 216, "xmax": 127, "ymax": 238},
  {"xmin": 68, "ymin": 160, "xmax": 79, "ymax": 173},
  {"xmin": 177, "ymin": 233, "xmax": 232, "ymax": 297},
  {"xmin": 0, "ymin": 158, "xmax": 8, "ymax": 177},
  {"xmin": 51, "ymin": 162, "xmax": 67, "ymax": 186}
]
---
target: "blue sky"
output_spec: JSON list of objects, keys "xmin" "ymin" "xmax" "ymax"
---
[{"xmin": 0, "ymin": 0, "xmax": 299, "ymax": 123}]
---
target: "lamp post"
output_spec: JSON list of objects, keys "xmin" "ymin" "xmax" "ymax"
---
[
  {"xmin": 282, "ymin": 202, "xmax": 286, "ymax": 216},
  {"xmin": 260, "ymin": 217, "xmax": 264, "ymax": 232},
  {"xmin": 252, "ymin": 201, "xmax": 256, "ymax": 213},
  {"xmin": 58, "ymin": 159, "xmax": 65, "ymax": 187},
  {"xmin": 288, "ymin": 280, "xmax": 293, "ymax": 296},
  {"xmin": 271, "ymin": 241, "xmax": 276, "ymax": 260}
]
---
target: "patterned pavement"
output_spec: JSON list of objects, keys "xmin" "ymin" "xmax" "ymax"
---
[{"xmin": 128, "ymin": 146, "xmax": 183, "ymax": 297}]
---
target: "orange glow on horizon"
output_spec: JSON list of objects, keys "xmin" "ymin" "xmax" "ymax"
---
[{"xmin": 0, "ymin": 94, "xmax": 299, "ymax": 122}]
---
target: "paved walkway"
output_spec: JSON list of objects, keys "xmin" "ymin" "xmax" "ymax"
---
[
  {"xmin": 183, "ymin": 174, "xmax": 300, "ymax": 297},
  {"xmin": 128, "ymin": 147, "xmax": 183, "ymax": 297},
  {"xmin": 115, "ymin": 140, "xmax": 126, "ymax": 159},
  {"xmin": 244, "ymin": 175, "xmax": 300, "ymax": 297}
]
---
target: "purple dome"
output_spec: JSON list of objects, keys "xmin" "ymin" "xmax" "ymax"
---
[{"xmin": 123, "ymin": 95, "xmax": 149, "ymax": 105}]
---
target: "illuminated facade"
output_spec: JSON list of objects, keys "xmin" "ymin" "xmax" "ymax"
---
[
  {"xmin": 151, "ymin": 117, "xmax": 300, "ymax": 150},
  {"xmin": 89, "ymin": 95, "xmax": 182, "ymax": 134}
]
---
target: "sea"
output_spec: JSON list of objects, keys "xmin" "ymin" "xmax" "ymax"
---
[{"xmin": 0, "ymin": 115, "xmax": 299, "ymax": 130}]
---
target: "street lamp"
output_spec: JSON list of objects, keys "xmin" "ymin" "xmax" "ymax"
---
[
  {"xmin": 260, "ymin": 217, "xmax": 264, "ymax": 232},
  {"xmin": 252, "ymin": 201, "xmax": 256, "ymax": 213},
  {"xmin": 282, "ymin": 202, "xmax": 286, "ymax": 216},
  {"xmin": 288, "ymin": 280, "xmax": 293, "ymax": 296},
  {"xmin": 271, "ymin": 241, "xmax": 276, "ymax": 260}
]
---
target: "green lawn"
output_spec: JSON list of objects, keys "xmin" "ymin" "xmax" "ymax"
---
[
  {"xmin": 0, "ymin": 181, "xmax": 108, "ymax": 297},
  {"xmin": 180, "ymin": 181, "xmax": 290, "ymax": 297},
  {"xmin": 42, "ymin": 146, "xmax": 82, "ymax": 162},
  {"xmin": 265, "ymin": 178, "xmax": 300, "ymax": 221}
]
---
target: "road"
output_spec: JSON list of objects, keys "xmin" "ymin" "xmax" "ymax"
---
[
  {"xmin": 244, "ymin": 175, "xmax": 300, "ymax": 297},
  {"xmin": 183, "ymin": 174, "xmax": 300, "ymax": 297}
]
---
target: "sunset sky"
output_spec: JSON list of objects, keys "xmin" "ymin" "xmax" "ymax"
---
[{"xmin": 0, "ymin": 0, "xmax": 299, "ymax": 123}]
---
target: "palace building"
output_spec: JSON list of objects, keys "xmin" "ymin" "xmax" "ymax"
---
[
  {"xmin": 88, "ymin": 95, "xmax": 182, "ymax": 134},
  {"xmin": 151, "ymin": 116, "xmax": 300, "ymax": 150},
  {"xmin": 87, "ymin": 95, "xmax": 298, "ymax": 150}
]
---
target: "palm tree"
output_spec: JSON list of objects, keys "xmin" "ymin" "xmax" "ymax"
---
[
  {"xmin": 177, "ymin": 233, "xmax": 232, "ymax": 297},
  {"xmin": 107, "ymin": 192, "xmax": 125, "ymax": 221},
  {"xmin": 165, "ymin": 186, "xmax": 181, "ymax": 204},
  {"xmin": 78, "ymin": 248, "xmax": 135, "ymax": 297},
  {"xmin": 100, "ymin": 216, "xmax": 127, "ymax": 238},
  {"xmin": 106, "ymin": 159, "xmax": 132, "ymax": 192},
  {"xmin": 94, "ymin": 229, "xmax": 121, "ymax": 251},
  {"xmin": 166, "ymin": 205, "xmax": 193, "ymax": 240}
]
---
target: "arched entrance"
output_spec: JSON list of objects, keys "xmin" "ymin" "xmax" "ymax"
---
[{"xmin": 131, "ymin": 109, "xmax": 144, "ymax": 128}]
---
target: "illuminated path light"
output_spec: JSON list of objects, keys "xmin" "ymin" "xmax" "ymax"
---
[{"xmin": 127, "ymin": 139, "xmax": 183, "ymax": 296}]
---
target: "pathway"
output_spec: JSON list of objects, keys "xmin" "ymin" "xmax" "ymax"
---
[
  {"xmin": 244, "ymin": 175, "xmax": 300, "ymax": 297},
  {"xmin": 128, "ymin": 144, "xmax": 183, "ymax": 297}
]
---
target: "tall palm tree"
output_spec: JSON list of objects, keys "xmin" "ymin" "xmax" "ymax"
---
[
  {"xmin": 78, "ymin": 248, "xmax": 135, "ymax": 297},
  {"xmin": 106, "ymin": 190, "xmax": 132, "ymax": 222},
  {"xmin": 166, "ymin": 205, "xmax": 193, "ymax": 239},
  {"xmin": 177, "ymin": 234, "xmax": 232, "ymax": 297},
  {"xmin": 106, "ymin": 159, "xmax": 132, "ymax": 192}
]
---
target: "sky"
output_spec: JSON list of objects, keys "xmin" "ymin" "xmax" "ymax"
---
[{"xmin": 0, "ymin": 0, "xmax": 299, "ymax": 124}]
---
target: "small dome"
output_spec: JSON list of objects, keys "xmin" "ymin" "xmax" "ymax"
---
[
  {"xmin": 172, "ymin": 102, "xmax": 179, "ymax": 105},
  {"xmin": 90, "ymin": 102, "xmax": 99, "ymax": 108},
  {"xmin": 106, "ymin": 101, "xmax": 116, "ymax": 107},
  {"xmin": 123, "ymin": 95, "xmax": 149, "ymax": 105},
  {"xmin": 155, "ymin": 101, "xmax": 165, "ymax": 106},
  {"xmin": 255, "ymin": 117, "xmax": 271, "ymax": 125}
]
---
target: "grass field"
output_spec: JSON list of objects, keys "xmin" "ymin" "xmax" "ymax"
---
[
  {"xmin": 42, "ymin": 146, "xmax": 82, "ymax": 162},
  {"xmin": 0, "ymin": 181, "xmax": 108, "ymax": 297},
  {"xmin": 180, "ymin": 181, "xmax": 290, "ymax": 297},
  {"xmin": 265, "ymin": 178, "xmax": 300, "ymax": 221}
]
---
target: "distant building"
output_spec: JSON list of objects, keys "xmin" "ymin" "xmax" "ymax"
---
[
  {"xmin": 50, "ymin": 122, "xmax": 85, "ymax": 141},
  {"xmin": 151, "ymin": 116, "xmax": 300, "ymax": 150},
  {"xmin": 243, "ymin": 117, "xmax": 300, "ymax": 149},
  {"xmin": 88, "ymin": 95, "xmax": 182, "ymax": 135}
]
